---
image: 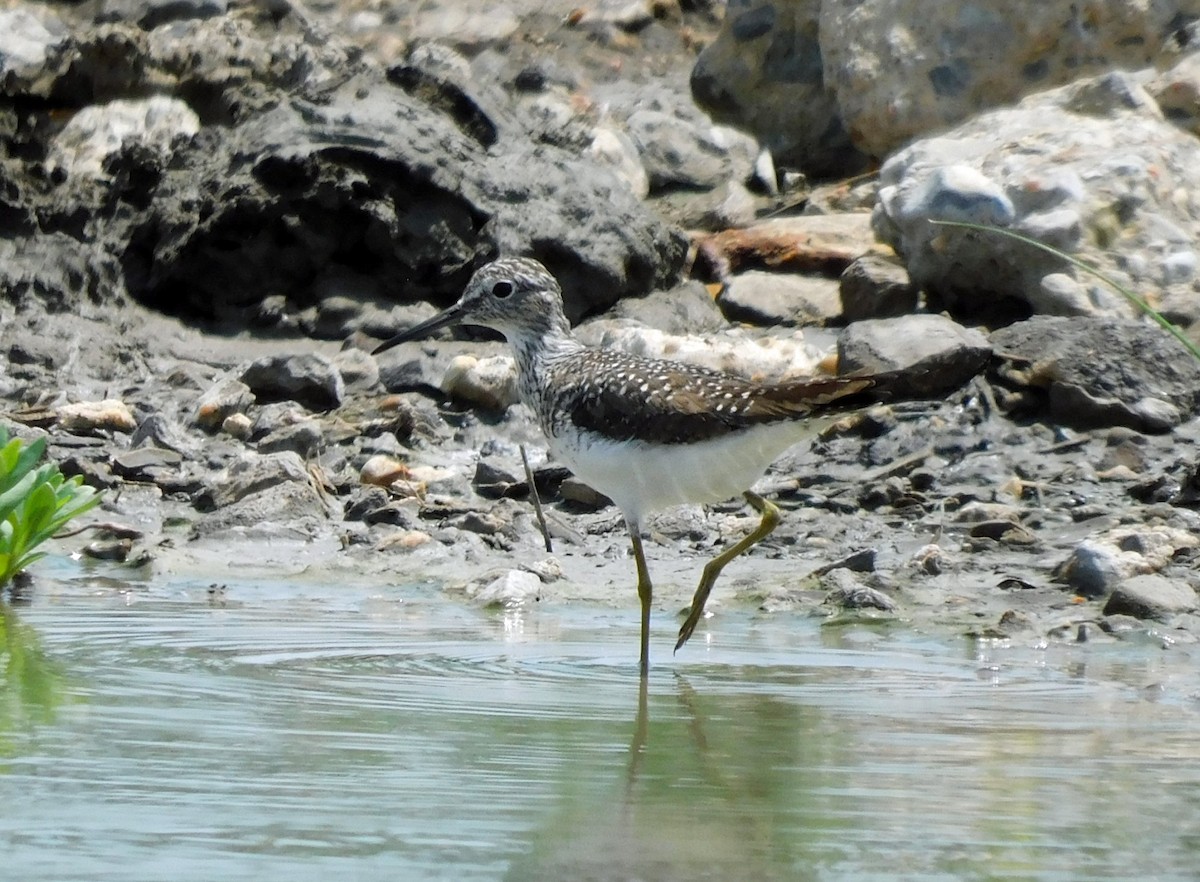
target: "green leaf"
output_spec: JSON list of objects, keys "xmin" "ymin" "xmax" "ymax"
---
[
  {"xmin": 0, "ymin": 434, "xmax": 103, "ymax": 586},
  {"xmin": 0, "ymin": 436, "xmax": 46, "ymax": 497}
]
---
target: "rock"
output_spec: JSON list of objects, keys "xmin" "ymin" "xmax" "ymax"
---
[
  {"xmin": 221, "ymin": 413, "xmax": 253, "ymax": 440},
  {"xmin": 717, "ymin": 271, "xmax": 842, "ymax": 326},
  {"xmin": 832, "ymin": 1, "xmax": 1173, "ymax": 154},
  {"xmin": 1103, "ymin": 574, "xmax": 1198, "ymax": 621},
  {"xmin": 700, "ymin": 0, "xmax": 1199, "ymax": 167},
  {"xmin": 873, "ymin": 71, "xmax": 1200, "ymax": 323},
  {"xmin": 441, "ymin": 354, "xmax": 519, "ymax": 410},
  {"xmin": 585, "ymin": 126, "xmax": 650, "ymax": 199},
  {"xmin": 241, "ymin": 354, "xmax": 344, "ymax": 411},
  {"xmin": 331, "ymin": 346, "xmax": 381, "ymax": 393},
  {"xmin": 694, "ymin": 214, "xmax": 873, "ymax": 280},
  {"xmin": 257, "ymin": 419, "xmax": 322, "ymax": 458},
  {"xmin": 0, "ymin": 6, "xmax": 70, "ymax": 95},
  {"xmin": 586, "ymin": 279, "xmax": 727, "ymax": 339},
  {"xmin": 193, "ymin": 480, "xmax": 334, "ymax": 536},
  {"xmin": 558, "ymin": 476, "xmax": 613, "ymax": 510},
  {"xmin": 690, "ymin": 0, "xmax": 868, "ymax": 176},
  {"xmin": 821, "ymin": 569, "xmax": 897, "ymax": 612},
  {"xmin": 473, "ymin": 459, "xmax": 526, "ymax": 499},
  {"xmin": 110, "ymin": 446, "xmax": 184, "ymax": 481},
  {"xmin": 130, "ymin": 412, "xmax": 200, "ymax": 455},
  {"xmin": 406, "ymin": 5, "xmax": 520, "ymax": 47},
  {"xmin": 1148, "ymin": 53, "xmax": 1200, "ymax": 137},
  {"xmin": 990, "ymin": 317, "xmax": 1200, "ymax": 432},
  {"xmin": 700, "ymin": 180, "xmax": 760, "ymax": 230},
  {"xmin": 521, "ymin": 557, "xmax": 564, "ymax": 584},
  {"xmin": 47, "ymin": 96, "xmax": 201, "ymax": 181},
  {"xmin": 57, "ymin": 399, "xmax": 138, "ymax": 434},
  {"xmin": 97, "ymin": 0, "xmax": 227, "ymax": 28},
  {"xmin": 837, "ymin": 314, "xmax": 991, "ymax": 397},
  {"xmin": 194, "ymin": 377, "xmax": 254, "ymax": 431},
  {"xmin": 626, "ymin": 108, "xmax": 757, "ymax": 192},
  {"xmin": 1057, "ymin": 527, "xmax": 1200, "ymax": 598},
  {"xmin": 470, "ymin": 569, "xmax": 542, "ymax": 608},
  {"xmin": 82, "ymin": 539, "xmax": 134, "ymax": 561},
  {"xmin": 839, "ymin": 254, "xmax": 918, "ymax": 322},
  {"xmin": 4, "ymin": 6, "xmax": 685, "ymax": 326},
  {"xmin": 194, "ymin": 451, "xmax": 313, "ymax": 511},
  {"xmin": 360, "ymin": 455, "xmax": 413, "ymax": 489},
  {"xmin": 451, "ymin": 509, "xmax": 514, "ymax": 538}
]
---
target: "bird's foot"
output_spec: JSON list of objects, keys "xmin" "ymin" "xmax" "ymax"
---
[{"xmin": 674, "ymin": 603, "xmax": 706, "ymax": 653}]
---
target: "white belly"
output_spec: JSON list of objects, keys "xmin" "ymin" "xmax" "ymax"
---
[{"xmin": 549, "ymin": 422, "xmax": 815, "ymax": 525}]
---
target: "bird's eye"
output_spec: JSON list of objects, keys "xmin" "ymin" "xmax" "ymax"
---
[{"xmin": 491, "ymin": 281, "xmax": 513, "ymax": 299}]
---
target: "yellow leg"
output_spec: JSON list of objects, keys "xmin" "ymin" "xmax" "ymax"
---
[
  {"xmin": 628, "ymin": 523, "xmax": 653, "ymax": 678},
  {"xmin": 675, "ymin": 490, "xmax": 781, "ymax": 653}
]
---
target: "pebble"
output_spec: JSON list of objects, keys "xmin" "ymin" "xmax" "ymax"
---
[
  {"xmin": 360, "ymin": 454, "xmax": 412, "ymax": 488},
  {"xmin": 221, "ymin": 412, "xmax": 253, "ymax": 439},
  {"xmin": 195, "ymin": 377, "xmax": 254, "ymax": 431},
  {"xmin": 57, "ymin": 399, "xmax": 137, "ymax": 433}
]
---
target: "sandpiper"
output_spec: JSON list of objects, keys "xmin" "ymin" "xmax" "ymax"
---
[{"xmin": 374, "ymin": 257, "xmax": 888, "ymax": 676}]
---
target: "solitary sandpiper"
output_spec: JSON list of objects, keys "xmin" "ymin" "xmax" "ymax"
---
[{"xmin": 374, "ymin": 257, "xmax": 890, "ymax": 676}]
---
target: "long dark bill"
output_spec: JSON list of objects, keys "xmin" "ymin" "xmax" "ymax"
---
[{"xmin": 372, "ymin": 302, "xmax": 466, "ymax": 355}]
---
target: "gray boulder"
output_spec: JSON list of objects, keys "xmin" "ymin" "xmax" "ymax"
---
[{"xmin": 873, "ymin": 72, "xmax": 1200, "ymax": 324}]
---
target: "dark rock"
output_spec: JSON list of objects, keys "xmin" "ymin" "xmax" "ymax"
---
[
  {"xmin": 690, "ymin": 1, "xmax": 868, "ymax": 176},
  {"xmin": 3, "ymin": 9, "xmax": 684, "ymax": 327},
  {"xmin": 256, "ymin": 420, "xmax": 323, "ymax": 458},
  {"xmin": 559, "ymin": 476, "xmax": 613, "ymax": 510},
  {"xmin": 82, "ymin": 539, "xmax": 134, "ymax": 561},
  {"xmin": 130, "ymin": 413, "xmax": 199, "ymax": 456},
  {"xmin": 990, "ymin": 317, "xmax": 1200, "ymax": 432},
  {"xmin": 241, "ymin": 354, "xmax": 344, "ymax": 411},
  {"xmin": 473, "ymin": 459, "xmax": 527, "ymax": 499},
  {"xmin": 839, "ymin": 254, "xmax": 918, "ymax": 322},
  {"xmin": 838, "ymin": 314, "xmax": 992, "ymax": 397},
  {"xmin": 98, "ymin": 0, "xmax": 227, "ymax": 29}
]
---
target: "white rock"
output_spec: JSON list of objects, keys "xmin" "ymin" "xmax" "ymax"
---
[{"xmin": 47, "ymin": 96, "xmax": 200, "ymax": 180}]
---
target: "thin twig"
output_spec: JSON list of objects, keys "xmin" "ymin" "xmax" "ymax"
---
[{"xmin": 520, "ymin": 445, "xmax": 553, "ymax": 553}]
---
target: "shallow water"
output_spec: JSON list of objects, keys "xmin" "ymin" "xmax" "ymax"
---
[{"xmin": 2, "ymin": 560, "xmax": 1198, "ymax": 881}]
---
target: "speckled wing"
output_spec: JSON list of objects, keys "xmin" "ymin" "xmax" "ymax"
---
[{"xmin": 555, "ymin": 350, "xmax": 875, "ymax": 445}]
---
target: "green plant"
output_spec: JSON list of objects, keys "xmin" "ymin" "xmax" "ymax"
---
[
  {"xmin": 0, "ymin": 427, "xmax": 101, "ymax": 586},
  {"xmin": 931, "ymin": 219, "xmax": 1200, "ymax": 363}
]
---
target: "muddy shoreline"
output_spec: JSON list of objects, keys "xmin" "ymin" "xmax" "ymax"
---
[{"xmin": 2, "ymin": 0, "xmax": 1199, "ymax": 664}]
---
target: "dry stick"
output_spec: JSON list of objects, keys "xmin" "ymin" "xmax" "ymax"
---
[{"xmin": 520, "ymin": 444, "xmax": 553, "ymax": 553}]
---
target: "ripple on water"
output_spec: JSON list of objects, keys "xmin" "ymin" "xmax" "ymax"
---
[{"xmin": 3, "ymin": 567, "xmax": 1199, "ymax": 881}]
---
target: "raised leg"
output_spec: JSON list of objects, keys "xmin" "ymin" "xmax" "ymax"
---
[
  {"xmin": 627, "ymin": 521, "xmax": 653, "ymax": 678},
  {"xmin": 675, "ymin": 490, "xmax": 781, "ymax": 653}
]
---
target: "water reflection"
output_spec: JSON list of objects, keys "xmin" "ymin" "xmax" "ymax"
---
[
  {"xmin": 0, "ymin": 569, "xmax": 1198, "ymax": 881},
  {"xmin": 0, "ymin": 603, "xmax": 65, "ymax": 755}
]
